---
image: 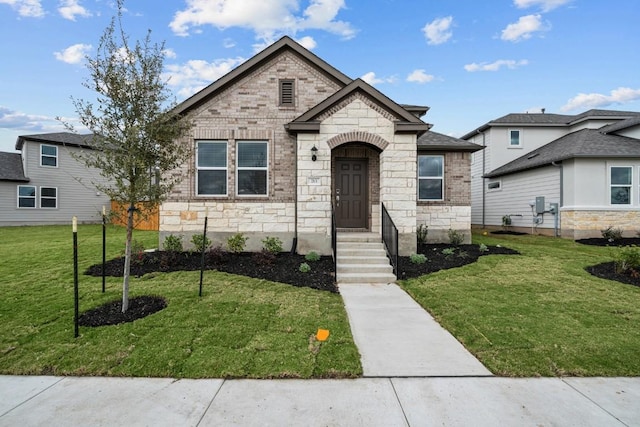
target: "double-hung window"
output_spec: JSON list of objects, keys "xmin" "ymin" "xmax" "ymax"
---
[
  {"xmin": 196, "ymin": 141, "xmax": 227, "ymax": 196},
  {"xmin": 610, "ymin": 166, "xmax": 632, "ymax": 205},
  {"xmin": 237, "ymin": 141, "xmax": 268, "ymax": 196},
  {"xmin": 18, "ymin": 185, "xmax": 36, "ymax": 208},
  {"xmin": 418, "ymin": 155, "xmax": 444, "ymax": 201},
  {"xmin": 41, "ymin": 144, "xmax": 58, "ymax": 167},
  {"xmin": 509, "ymin": 130, "xmax": 521, "ymax": 147},
  {"xmin": 40, "ymin": 187, "xmax": 57, "ymax": 208}
]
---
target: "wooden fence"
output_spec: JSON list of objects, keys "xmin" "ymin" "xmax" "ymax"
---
[{"xmin": 110, "ymin": 201, "xmax": 159, "ymax": 231}]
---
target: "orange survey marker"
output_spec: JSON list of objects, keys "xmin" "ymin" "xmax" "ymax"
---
[{"xmin": 316, "ymin": 329, "xmax": 330, "ymax": 341}]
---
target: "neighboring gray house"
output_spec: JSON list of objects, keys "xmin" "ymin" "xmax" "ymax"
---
[
  {"xmin": 0, "ymin": 133, "xmax": 110, "ymax": 226},
  {"xmin": 162, "ymin": 36, "xmax": 482, "ymax": 255},
  {"xmin": 463, "ymin": 109, "xmax": 640, "ymax": 239}
]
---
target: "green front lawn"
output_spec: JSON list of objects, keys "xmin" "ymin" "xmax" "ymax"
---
[
  {"xmin": 0, "ymin": 225, "xmax": 361, "ymax": 378},
  {"xmin": 399, "ymin": 232, "xmax": 640, "ymax": 377}
]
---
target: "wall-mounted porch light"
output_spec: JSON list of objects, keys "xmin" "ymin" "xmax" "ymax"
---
[{"xmin": 311, "ymin": 145, "xmax": 318, "ymax": 162}]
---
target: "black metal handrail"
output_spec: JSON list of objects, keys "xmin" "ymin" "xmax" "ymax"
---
[
  {"xmin": 381, "ymin": 202, "xmax": 398, "ymax": 279},
  {"xmin": 331, "ymin": 204, "xmax": 337, "ymax": 279}
]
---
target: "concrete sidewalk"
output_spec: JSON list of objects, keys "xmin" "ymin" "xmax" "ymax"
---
[
  {"xmin": 339, "ymin": 282, "xmax": 491, "ymax": 377},
  {"xmin": 1, "ymin": 375, "xmax": 639, "ymax": 426}
]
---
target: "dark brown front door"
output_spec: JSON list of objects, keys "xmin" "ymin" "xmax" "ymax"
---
[{"xmin": 335, "ymin": 159, "xmax": 368, "ymax": 228}]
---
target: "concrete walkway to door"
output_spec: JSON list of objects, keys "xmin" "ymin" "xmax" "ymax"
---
[{"xmin": 339, "ymin": 282, "xmax": 492, "ymax": 377}]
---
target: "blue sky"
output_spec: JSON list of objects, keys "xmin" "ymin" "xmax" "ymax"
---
[{"xmin": 1, "ymin": 0, "xmax": 639, "ymax": 153}]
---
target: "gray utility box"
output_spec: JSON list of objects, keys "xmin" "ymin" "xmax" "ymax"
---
[{"xmin": 535, "ymin": 196, "xmax": 545, "ymax": 214}]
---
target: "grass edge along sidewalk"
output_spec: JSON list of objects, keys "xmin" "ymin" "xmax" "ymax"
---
[{"xmin": 399, "ymin": 231, "xmax": 640, "ymax": 377}]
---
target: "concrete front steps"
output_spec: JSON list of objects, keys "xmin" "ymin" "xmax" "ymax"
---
[{"xmin": 336, "ymin": 232, "xmax": 396, "ymax": 284}]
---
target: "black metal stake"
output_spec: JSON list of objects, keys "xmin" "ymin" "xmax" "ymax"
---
[
  {"xmin": 102, "ymin": 207, "xmax": 106, "ymax": 293},
  {"xmin": 199, "ymin": 214, "xmax": 208, "ymax": 297},
  {"xmin": 73, "ymin": 217, "xmax": 79, "ymax": 338}
]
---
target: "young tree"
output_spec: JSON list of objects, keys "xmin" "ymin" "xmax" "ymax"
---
[{"xmin": 68, "ymin": 0, "xmax": 192, "ymax": 312}]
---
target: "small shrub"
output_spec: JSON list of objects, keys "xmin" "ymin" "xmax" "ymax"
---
[
  {"xmin": 305, "ymin": 251, "xmax": 320, "ymax": 262},
  {"xmin": 457, "ymin": 250, "xmax": 469, "ymax": 259},
  {"xmin": 441, "ymin": 248, "xmax": 455, "ymax": 256},
  {"xmin": 206, "ymin": 246, "xmax": 228, "ymax": 265},
  {"xmin": 502, "ymin": 215, "xmax": 512, "ymax": 227},
  {"xmin": 448, "ymin": 229, "xmax": 464, "ymax": 245},
  {"xmin": 479, "ymin": 243, "xmax": 489, "ymax": 253},
  {"xmin": 417, "ymin": 224, "xmax": 428, "ymax": 246},
  {"xmin": 159, "ymin": 251, "xmax": 181, "ymax": 271},
  {"xmin": 299, "ymin": 262, "xmax": 311, "ymax": 273},
  {"xmin": 614, "ymin": 246, "xmax": 640, "ymax": 274},
  {"xmin": 262, "ymin": 236, "xmax": 283, "ymax": 254},
  {"xmin": 191, "ymin": 234, "xmax": 211, "ymax": 252},
  {"xmin": 227, "ymin": 233, "xmax": 248, "ymax": 253},
  {"xmin": 253, "ymin": 249, "xmax": 276, "ymax": 266},
  {"xmin": 163, "ymin": 234, "xmax": 183, "ymax": 252},
  {"xmin": 601, "ymin": 226, "xmax": 623, "ymax": 242},
  {"xmin": 409, "ymin": 253, "xmax": 427, "ymax": 264}
]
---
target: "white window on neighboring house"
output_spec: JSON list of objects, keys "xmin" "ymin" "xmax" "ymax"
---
[
  {"xmin": 509, "ymin": 129, "xmax": 521, "ymax": 148},
  {"xmin": 196, "ymin": 141, "xmax": 227, "ymax": 196},
  {"xmin": 17, "ymin": 185, "xmax": 36, "ymax": 208},
  {"xmin": 418, "ymin": 155, "xmax": 444, "ymax": 201},
  {"xmin": 40, "ymin": 187, "xmax": 58, "ymax": 208},
  {"xmin": 237, "ymin": 141, "xmax": 268, "ymax": 196},
  {"xmin": 487, "ymin": 180, "xmax": 501, "ymax": 191},
  {"xmin": 610, "ymin": 166, "xmax": 632, "ymax": 205},
  {"xmin": 41, "ymin": 144, "xmax": 58, "ymax": 167}
]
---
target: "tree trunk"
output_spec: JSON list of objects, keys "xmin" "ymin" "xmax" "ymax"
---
[{"xmin": 121, "ymin": 202, "xmax": 135, "ymax": 313}]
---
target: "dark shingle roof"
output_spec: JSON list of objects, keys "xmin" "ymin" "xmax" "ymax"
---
[
  {"xmin": 485, "ymin": 128, "xmax": 640, "ymax": 178},
  {"xmin": 0, "ymin": 152, "xmax": 29, "ymax": 182},
  {"xmin": 418, "ymin": 131, "xmax": 483, "ymax": 152},
  {"xmin": 600, "ymin": 116, "xmax": 640, "ymax": 134},
  {"xmin": 15, "ymin": 132, "xmax": 94, "ymax": 151}
]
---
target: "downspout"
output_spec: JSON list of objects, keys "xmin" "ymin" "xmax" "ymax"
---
[
  {"xmin": 551, "ymin": 161, "xmax": 563, "ymax": 237},
  {"xmin": 291, "ymin": 135, "xmax": 298, "ymax": 254}
]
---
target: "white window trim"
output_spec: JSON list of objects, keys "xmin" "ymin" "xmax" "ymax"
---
[
  {"xmin": 40, "ymin": 186, "xmax": 58, "ymax": 209},
  {"xmin": 508, "ymin": 129, "xmax": 522, "ymax": 148},
  {"xmin": 236, "ymin": 140, "xmax": 269, "ymax": 197},
  {"xmin": 609, "ymin": 165, "xmax": 633, "ymax": 205},
  {"xmin": 196, "ymin": 140, "xmax": 228, "ymax": 197},
  {"xmin": 418, "ymin": 154, "xmax": 444, "ymax": 201},
  {"xmin": 40, "ymin": 144, "xmax": 58, "ymax": 168},
  {"xmin": 487, "ymin": 180, "xmax": 502, "ymax": 192},
  {"xmin": 17, "ymin": 185, "xmax": 36, "ymax": 209}
]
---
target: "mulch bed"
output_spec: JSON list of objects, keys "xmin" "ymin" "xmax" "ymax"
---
[
  {"xmin": 577, "ymin": 237, "xmax": 640, "ymax": 288},
  {"xmin": 576, "ymin": 238, "xmax": 640, "ymax": 247},
  {"xmin": 490, "ymin": 230, "xmax": 528, "ymax": 236},
  {"xmin": 78, "ymin": 296, "xmax": 167, "ymax": 327}
]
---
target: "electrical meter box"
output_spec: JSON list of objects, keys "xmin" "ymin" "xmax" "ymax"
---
[{"xmin": 535, "ymin": 196, "xmax": 545, "ymax": 214}]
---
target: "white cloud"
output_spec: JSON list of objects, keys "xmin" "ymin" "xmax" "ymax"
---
[
  {"xmin": 223, "ymin": 38, "xmax": 236, "ymax": 48},
  {"xmin": 422, "ymin": 16, "xmax": 453, "ymax": 45},
  {"xmin": 406, "ymin": 69, "xmax": 435, "ymax": 84},
  {"xmin": 53, "ymin": 43, "xmax": 92, "ymax": 64},
  {"xmin": 169, "ymin": 0, "xmax": 355, "ymax": 44},
  {"xmin": 163, "ymin": 48, "xmax": 177, "ymax": 59},
  {"xmin": 295, "ymin": 36, "xmax": 317, "ymax": 50},
  {"xmin": 360, "ymin": 72, "xmax": 396, "ymax": 86},
  {"xmin": 58, "ymin": 0, "xmax": 91, "ymax": 21},
  {"xmin": 514, "ymin": 0, "xmax": 571, "ymax": 12},
  {"xmin": 501, "ymin": 14, "xmax": 547, "ymax": 42},
  {"xmin": 0, "ymin": 0, "xmax": 44, "ymax": 17},
  {"xmin": 560, "ymin": 87, "xmax": 640, "ymax": 112},
  {"xmin": 0, "ymin": 105, "xmax": 56, "ymax": 131},
  {"xmin": 464, "ymin": 59, "xmax": 529, "ymax": 72},
  {"xmin": 163, "ymin": 57, "xmax": 246, "ymax": 99}
]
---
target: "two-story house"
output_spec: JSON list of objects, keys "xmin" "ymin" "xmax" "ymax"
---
[
  {"xmin": 0, "ymin": 132, "xmax": 110, "ymax": 226},
  {"xmin": 162, "ymin": 36, "xmax": 481, "ymax": 255},
  {"xmin": 463, "ymin": 109, "xmax": 640, "ymax": 239}
]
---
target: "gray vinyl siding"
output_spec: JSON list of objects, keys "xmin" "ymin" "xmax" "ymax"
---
[
  {"xmin": 469, "ymin": 132, "xmax": 490, "ymax": 226},
  {"xmin": 0, "ymin": 142, "xmax": 111, "ymax": 226},
  {"xmin": 483, "ymin": 166, "xmax": 560, "ymax": 230}
]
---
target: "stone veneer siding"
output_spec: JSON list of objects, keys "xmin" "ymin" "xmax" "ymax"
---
[
  {"xmin": 417, "ymin": 152, "xmax": 473, "ymax": 243},
  {"xmin": 561, "ymin": 208, "xmax": 640, "ymax": 239}
]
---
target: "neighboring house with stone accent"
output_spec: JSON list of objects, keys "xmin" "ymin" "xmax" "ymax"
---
[
  {"xmin": 463, "ymin": 109, "xmax": 640, "ymax": 239},
  {"xmin": 162, "ymin": 36, "xmax": 481, "ymax": 255},
  {"xmin": 0, "ymin": 133, "xmax": 110, "ymax": 226}
]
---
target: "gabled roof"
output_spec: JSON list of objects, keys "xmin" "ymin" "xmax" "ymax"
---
[
  {"xmin": 286, "ymin": 79, "xmax": 432, "ymax": 135},
  {"xmin": 485, "ymin": 128, "xmax": 640, "ymax": 178},
  {"xmin": 173, "ymin": 36, "xmax": 352, "ymax": 115},
  {"xmin": 418, "ymin": 131, "xmax": 483, "ymax": 152},
  {"xmin": 461, "ymin": 109, "xmax": 640, "ymax": 140},
  {"xmin": 600, "ymin": 116, "xmax": 640, "ymax": 134},
  {"xmin": 0, "ymin": 152, "xmax": 29, "ymax": 182},
  {"xmin": 15, "ymin": 132, "xmax": 94, "ymax": 151}
]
